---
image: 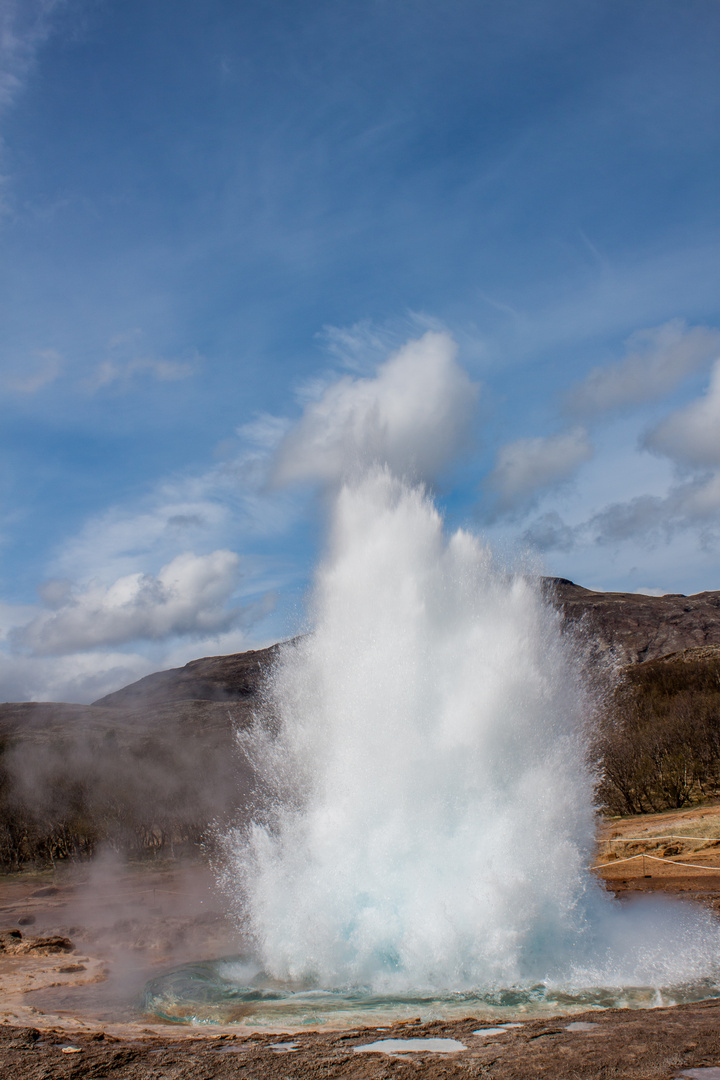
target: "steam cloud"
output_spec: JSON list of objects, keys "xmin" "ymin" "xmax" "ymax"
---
[
  {"xmin": 219, "ymin": 342, "xmax": 720, "ymax": 1001},
  {"xmin": 272, "ymin": 331, "xmax": 477, "ymax": 487}
]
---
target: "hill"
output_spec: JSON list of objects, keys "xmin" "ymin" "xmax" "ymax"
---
[
  {"xmin": 548, "ymin": 579, "xmax": 720, "ymax": 663},
  {"xmin": 1, "ymin": 578, "xmax": 720, "ymax": 868},
  {"xmin": 87, "ymin": 581, "xmax": 720, "ymax": 711},
  {"xmin": 93, "ymin": 643, "xmax": 281, "ymax": 709}
]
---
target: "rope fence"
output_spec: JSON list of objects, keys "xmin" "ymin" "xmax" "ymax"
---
[{"xmin": 591, "ymin": 834, "xmax": 720, "ymax": 873}]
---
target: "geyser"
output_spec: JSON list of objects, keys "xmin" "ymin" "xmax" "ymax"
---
[
  {"xmin": 221, "ymin": 468, "xmax": 720, "ymax": 1000},
  {"xmin": 146, "ymin": 465, "xmax": 720, "ymax": 1025}
]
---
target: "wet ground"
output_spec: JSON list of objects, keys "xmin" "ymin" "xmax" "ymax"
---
[{"xmin": 3, "ymin": 1002, "xmax": 720, "ymax": 1078}]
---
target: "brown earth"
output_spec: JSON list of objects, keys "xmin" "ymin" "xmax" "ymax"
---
[
  {"xmin": 1, "ymin": 809, "xmax": 720, "ymax": 1077},
  {"xmin": 2, "ymin": 1003, "xmax": 720, "ymax": 1080},
  {"xmin": 596, "ymin": 801, "xmax": 720, "ymax": 905}
]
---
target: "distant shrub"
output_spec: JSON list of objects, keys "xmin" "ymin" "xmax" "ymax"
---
[
  {"xmin": 595, "ymin": 656, "xmax": 720, "ymax": 815},
  {"xmin": 0, "ymin": 713, "xmax": 253, "ymax": 871}
]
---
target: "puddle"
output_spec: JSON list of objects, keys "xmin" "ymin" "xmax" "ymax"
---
[
  {"xmin": 354, "ymin": 1038, "xmax": 467, "ymax": 1054},
  {"xmin": 269, "ymin": 1041, "xmax": 299, "ymax": 1053},
  {"xmin": 473, "ymin": 1023, "xmax": 523, "ymax": 1035}
]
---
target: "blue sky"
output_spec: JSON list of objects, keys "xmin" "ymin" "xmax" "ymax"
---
[{"xmin": 1, "ymin": 0, "xmax": 719, "ymax": 701}]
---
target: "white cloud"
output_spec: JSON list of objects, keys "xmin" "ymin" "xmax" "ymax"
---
[
  {"xmin": 15, "ymin": 550, "xmax": 243, "ymax": 656},
  {"xmin": 644, "ymin": 358, "xmax": 720, "ymax": 468},
  {"xmin": 272, "ymin": 331, "xmax": 478, "ymax": 487},
  {"xmin": 566, "ymin": 320, "xmax": 720, "ymax": 416},
  {"xmin": 486, "ymin": 427, "xmax": 593, "ymax": 514},
  {"xmin": 85, "ymin": 355, "xmax": 196, "ymax": 392}
]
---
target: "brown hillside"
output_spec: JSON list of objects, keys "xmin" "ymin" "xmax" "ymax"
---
[
  {"xmin": 548, "ymin": 578, "xmax": 720, "ymax": 664},
  {"xmin": 93, "ymin": 642, "xmax": 282, "ymax": 709}
]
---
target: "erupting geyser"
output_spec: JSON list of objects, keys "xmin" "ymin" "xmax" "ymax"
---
[
  {"xmin": 210, "ymin": 467, "xmax": 720, "ymax": 1011},
  {"xmin": 143, "ymin": 334, "xmax": 720, "ymax": 1025}
]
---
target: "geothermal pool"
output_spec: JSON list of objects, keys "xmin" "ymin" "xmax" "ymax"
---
[
  {"xmin": 142, "ymin": 957, "xmax": 720, "ymax": 1028},
  {"xmin": 146, "ymin": 468, "xmax": 720, "ymax": 1026}
]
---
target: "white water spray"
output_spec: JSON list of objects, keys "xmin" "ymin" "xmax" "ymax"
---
[{"xmin": 223, "ymin": 467, "xmax": 720, "ymax": 999}]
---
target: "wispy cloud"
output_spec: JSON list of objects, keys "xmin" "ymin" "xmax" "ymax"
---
[
  {"xmin": 4, "ymin": 338, "xmax": 196, "ymax": 397},
  {"xmin": 565, "ymin": 320, "xmax": 720, "ymax": 416},
  {"xmin": 0, "ymin": 0, "xmax": 67, "ymax": 218},
  {"xmin": 85, "ymin": 354, "xmax": 197, "ymax": 392},
  {"xmin": 237, "ymin": 412, "xmax": 292, "ymax": 452},
  {"xmin": 0, "ymin": 0, "xmax": 63, "ymax": 115},
  {"xmin": 318, "ymin": 319, "xmax": 402, "ymax": 373},
  {"xmin": 5, "ymin": 348, "xmax": 61, "ymax": 392}
]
